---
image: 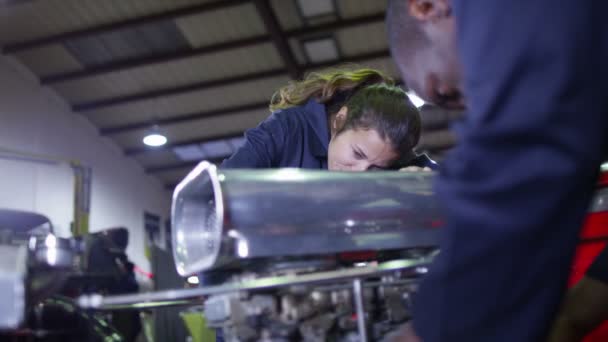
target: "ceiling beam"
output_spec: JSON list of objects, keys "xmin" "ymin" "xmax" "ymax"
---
[
  {"xmin": 146, "ymin": 161, "xmax": 198, "ymax": 174},
  {"xmin": 73, "ymin": 49, "xmax": 390, "ymax": 112},
  {"xmin": 253, "ymin": 0, "xmax": 300, "ymax": 79},
  {"xmin": 125, "ymin": 132, "xmax": 243, "ymax": 156},
  {"xmin": 287, "ymin": 13, "xmax": 385, "ymax": 37},
  {"xmin": 96, "ymin": 49, "xmax": 392, "ymax": 139},
  {"xmin": 166, "ymin": 182, "xmax": 180, "ymax": 190},
  {"xmin": 40, "ymin": 35, "xmax": 269, "ymax": 85},
  {"xmin": 1, "ymin": 0, "xmax": 250, "ymax": 54},
  {"xmin": 39, "ymin": 12, "xmax": 384, "ymax": 85},
  {"xmin": 112, "ymin": 93, "xmax": 444, "ymax": 149},
  {"xmin": 73, "ymin": 68, "xmax": 285, "ymax": 112},
  {"xmin": 100, "ymin": 100, "xmax": 269, "ymax": 136},
  {"xmin": 145, "ymin": 157, "xmax": 227, "ymax": 174}
]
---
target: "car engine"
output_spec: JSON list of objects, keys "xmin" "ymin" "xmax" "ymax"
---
[{"xmin": 79, "ymin": 163, "xmax": 443, "ymax": 342}]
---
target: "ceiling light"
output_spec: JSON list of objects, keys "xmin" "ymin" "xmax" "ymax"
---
[
  {"xmin": 406, "ymin": 91, "xmax": 425, "ymax": 108},
  {"xmin": 143, "ymin": 126, "xmax": 167, "ymax": 147},
  {"xmin": 143, "ymin": 133, "xmax": 167, "ymax": 147},
  {"xmin": 186, "ymin": 276, "xmax": 199, "ymax": 285}
]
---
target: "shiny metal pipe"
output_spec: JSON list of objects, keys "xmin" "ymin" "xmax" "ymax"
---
[
  {"xmin": 172, "ymin": 162, "xmax": 443, "ymax": 276},
  {"xmin": 353, "ymin": 278, "xmax": 368, "ymax": 342},
  {"xmin": 78, "ymin": 257, "xmax": 432, "ymax": 310}
]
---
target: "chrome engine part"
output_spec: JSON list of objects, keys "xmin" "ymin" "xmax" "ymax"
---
[
  {"xmin": 0, "ymin": 209, "xmax": 134, "ymax": 341},
  {"xmin": 80, "ymin": 164, "xmax": 443, "ymax": 341},
  {"xmin": 79, "ymin": 256, "xmax": 433, "ymax": 341},
  {"xmin": 0, "ymin": 243, "xmax": 27, "ymax": 329},
  {"xmin": 201, "ymin": 265, "xmax": 422, "ymax": 342},
  {"xmin": 172, "ymin": 162, "xmax": 443, "ymax": 276},
  {"xmin": 0, "ymin": 210, "xmax": 75, "ymax": 330}
]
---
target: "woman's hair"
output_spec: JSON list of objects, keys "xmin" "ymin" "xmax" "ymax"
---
[
  {"xmin": 270, "ymin": 66, "xmax": 421, "ymax": 158},
  {"xmin": 269, "ymin": 66, "xmax": 393, "ymax": 112},
  {"xmin": 339, "ymin": 83, "xmax": 421, "ymax": 158}
]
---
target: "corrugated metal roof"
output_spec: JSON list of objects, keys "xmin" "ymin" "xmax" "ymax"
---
[
  {"xmin": 303, "ymin": 57, "xmax": 400, "ymax": 83},
  {"xmin": 78, "ymin": 75, "xmax": 288, "ymax": 127},
  {"xmin": 0, "ymin": 0, "xmax": 208, "ymax": 45},
  {"xmin": 15, "ymin": 44, "xmax": 83, "ymax": 75},
  {"xmin": 0, "ymin": 0, "xmax": 420, "ymax": 186},
  {"xmin": 269, "ymin": 0, "xmax": 303, "ymax": 31},
  {"xmin": 288, "ymin": 38, "xmax": 308, "ymax": 65},
  {"xmin": 52, "ymin": 42, "xmax": 282, "ymax": 103},
  {"xmin": 64, "ymin": 20, "xmax": 190, "ymax": 67},
  {"xmin": 336, "ymin": 22, "xmax": 388, "ymax": 57},
  {"xmin": 133, "ymin": 149, "xmax": 184, "ymax": 167},
  {"xmin": 355, "ymin": 57, "xmax": 401, "ymax": 80},
  {"xmin": 301, "ymin": 36, "xmax": 340, "ymax": 63},
  {"xmin": 171, "ymin": 136, "xmax": 243, "ymax": 162},
  {"xmin": 176, "ymin": 3, "xmax": 266, "ymax": 48},
  {"xmin": 336, "ymin": 0, "xmax": 386, "ymax": 19},
  {"xmin": 156, "ymin": 168, "xmax": 197, "ymax": 185}
]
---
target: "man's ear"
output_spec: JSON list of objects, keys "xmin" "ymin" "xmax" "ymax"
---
[
  {"xmin": 407, "ymin": 0, "xmax": 451, "ymax": 22},
  {"xmin": 332, "ymin": 106, "xmax": 348, "ymax": 136}
]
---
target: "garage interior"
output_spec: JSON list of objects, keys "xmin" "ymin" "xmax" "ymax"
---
[{"xmin": 0, "ymin": 0, "xmax": 515, "ymax": 341}]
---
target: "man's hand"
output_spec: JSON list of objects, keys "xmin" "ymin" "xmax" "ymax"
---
[
  {"xmin": 546, "ymin": 276, "xmax": 608, "ymax": 342},
  {"xmin": 383, "ymin": 322, "xmax": 422, "ymax": 342}
]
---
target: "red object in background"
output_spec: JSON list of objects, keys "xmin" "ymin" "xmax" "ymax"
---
[
  {"xmin": 133, "ymin": 265, "xmax": 154, "ymax": 279},
  {"xmin": 570, "ymin": 173, "xmax": 608, "ymax": 342},
  {"xmin": 596, "ymin": 171, "xmax": 608, "ymax": 188},
  {"xmin": 338, "ymin": 251, "xmax": 378, "ymax": 262}
]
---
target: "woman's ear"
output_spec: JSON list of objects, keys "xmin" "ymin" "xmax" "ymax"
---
[{"xmin": 332, "ymin": 106, "xmax": 348, "ymax": 136}]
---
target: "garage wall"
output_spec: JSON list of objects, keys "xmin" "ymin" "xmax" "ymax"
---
[{"xmin": 0, "ymin": 55, "xmax": 171, "ymax": 272}]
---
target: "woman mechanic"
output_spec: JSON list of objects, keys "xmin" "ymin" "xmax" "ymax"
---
[
  {"xmin": 214, "ymin": 68, "xmax": 436, "ymax": 342},
  {"xmin": 221, "ymin": 67, "xmax": 436, "ymax": 171}
]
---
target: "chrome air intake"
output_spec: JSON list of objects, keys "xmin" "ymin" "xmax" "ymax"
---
[{"xmin": 171, "ymin": 162, "xmax": 443, "ymax": 276}]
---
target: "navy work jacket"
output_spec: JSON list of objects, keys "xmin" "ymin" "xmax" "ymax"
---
[{"xmin": 222, "ymin": 99, "xmax": 436, "ymax": 170}]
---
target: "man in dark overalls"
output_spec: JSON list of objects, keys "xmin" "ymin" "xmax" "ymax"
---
[{"xmin": 386, "ymin": 0, "xmax": 608, "ymax": 340}]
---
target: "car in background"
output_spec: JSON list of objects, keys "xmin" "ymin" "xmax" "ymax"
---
[{"xmin": 568, "ymin": 163, "xmax": 608, "ymax": 341}]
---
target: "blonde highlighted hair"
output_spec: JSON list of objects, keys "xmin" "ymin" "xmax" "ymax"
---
[{"xmin": 269, "ymin": 66, "xmax": 394, "ymax": 112}]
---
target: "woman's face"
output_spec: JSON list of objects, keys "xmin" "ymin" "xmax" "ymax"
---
[{"xmin": 327, "ymin": 127, "xmax": 398, "ymax": 171}]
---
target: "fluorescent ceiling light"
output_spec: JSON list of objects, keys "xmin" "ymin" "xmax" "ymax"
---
[
  {"xmin": 143, "ymin": 133, "xmax": 167, "ymax": 147},
  {"xmin": 406, "ymin": 91, "xmax": 425, "ymax": 108}
]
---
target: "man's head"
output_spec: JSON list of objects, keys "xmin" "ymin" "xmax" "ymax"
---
[{"xmin": 387, "ymin": 0, "xmax": 464, "ymax": 110}]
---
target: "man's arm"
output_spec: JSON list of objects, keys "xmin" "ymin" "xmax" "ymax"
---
[
  {"xmin": 412, "ymin": 1, "xmax": 608, "ymax": 341},
  {"xmin": 547, "ymin": 245, "xmax": 608, "ymax": 341},
  {"xmin": 547, "ymin": 276, "xmax": 608, "ymax": 342}
]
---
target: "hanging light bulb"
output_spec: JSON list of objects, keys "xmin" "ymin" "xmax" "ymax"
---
[{"xmin": 143, "ymin": 125, "xmax": 167, "ymax": 147}]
